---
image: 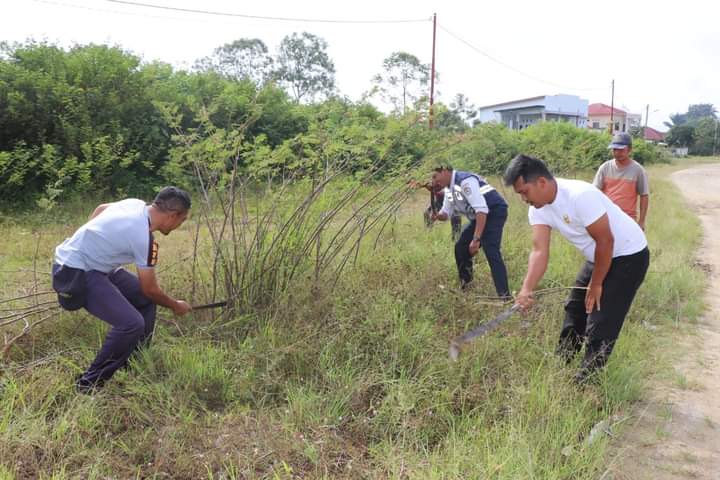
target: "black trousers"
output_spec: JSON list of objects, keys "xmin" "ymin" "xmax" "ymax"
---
[
  {"xmin": 559, "ymin": 247, "xmax": 650, "ymax": 376},
  {"xmin": 454, "ymin": 206, "xmax": 509, "ymax": 297}
]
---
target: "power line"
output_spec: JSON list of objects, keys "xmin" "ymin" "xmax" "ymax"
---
[
  {"xmin": 29, "ymin": 0, "xmax": 215, "ymax": 24},
  {"xmin": 104, "ymin": 0, "xmax": 430, "ymax": 24},
  {"xmin": 437, "ymin": 23, "xmax": 607, "ymax": 92}
]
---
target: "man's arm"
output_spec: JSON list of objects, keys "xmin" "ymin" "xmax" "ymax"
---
[
  {"xmin": 592, "ymin": 166, "xmax": 605, "ymax": 190},
  {"xmin": 468, "ymin": 212, "xmax": 487, "ymax": 256},
  {"xmin": 137, "ymin": 268, "xmax": 191, "ymax": 315},
  {"xmin": 638, "ymin": 194, "xmax": 649, "ymax": 230},
  {"xmin": 407, "ymin": 180, "xmax": 433, "ymax": 192},
  {"xmin": 89, "ymin": 203, "xmax": 112, "ymax": 220},
  {"xmin": 433, "ymin": 192, "xmax": 452, "ymax": 221},
  {"xmin": 585, "ymin": 213, "xmax": 614, "ymax": 313},
  {"xmin": 517, "ymin": 224, "xmax": 551, "ymax": 310}
]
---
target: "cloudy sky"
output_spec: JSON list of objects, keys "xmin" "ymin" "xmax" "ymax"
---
[{"xmin": 3, "ymin": 0, "xmax": 718, "ymax": 130}]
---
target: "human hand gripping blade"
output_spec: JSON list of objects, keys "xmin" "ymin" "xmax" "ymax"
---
[
  {"xmin": 192, "ymin": 300, "xmax": 228, "ymax": 310},
  {"xmin": 448, "ymin": 304, "xmax": 520, "ymax": 361}
]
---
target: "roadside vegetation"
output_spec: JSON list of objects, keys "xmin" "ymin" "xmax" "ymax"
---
[
  {"xmin": 0, "ymin": 162, "xmax": 706, "ymax": 478},
  {"xmin": 0, "ymin": 39, "xmax": 710, "ymax": 479}
]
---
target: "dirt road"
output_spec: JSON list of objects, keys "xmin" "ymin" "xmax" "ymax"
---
[{"xmin": 613, "ymin": 164, "xmax": 720, "ymax": 478}]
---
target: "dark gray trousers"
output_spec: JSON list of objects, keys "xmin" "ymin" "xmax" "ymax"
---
[{"xmin": 559, "ymin": 247, "xmax": 650, "ymax": 377}]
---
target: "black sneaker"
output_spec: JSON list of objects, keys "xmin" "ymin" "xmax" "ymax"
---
[{"xmin": 75, "ymin": 375, "xmax": 105, "ymax": 395}]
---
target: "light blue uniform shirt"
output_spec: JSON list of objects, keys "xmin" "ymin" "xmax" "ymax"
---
[{"xmin": 54, "ymin": 199, "xmax": 154, "ymax": 273}]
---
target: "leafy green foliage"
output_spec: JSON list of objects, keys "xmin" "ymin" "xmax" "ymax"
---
[
  {"xmin": 371, "ymin": 51, "xmax": 430, "ymax": 115},
  {"xmin": 273, "ymin": 32, "xmax": 336, "ymax": 103},
  {"xmin": 0, "ymin": 40, "xmax": 674, "ymax": 211},
  {"xmin": 194, "ymin": 38, "xmax": 273, "ymax": 85},
  {"xmin": 664, "ymin": 103, "xmax": 718, "ymax": 153}
]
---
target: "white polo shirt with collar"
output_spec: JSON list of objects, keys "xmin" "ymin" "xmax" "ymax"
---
[{"xmin": 528, "ymin": 178, "xmax": 647, "ymax": 262}]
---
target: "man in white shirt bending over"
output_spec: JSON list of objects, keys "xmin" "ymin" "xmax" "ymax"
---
[{"xmin": 503, "ymin": 154, "xmax": 649, "ymax": 383}]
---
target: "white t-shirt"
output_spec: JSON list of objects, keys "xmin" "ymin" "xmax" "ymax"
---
[
  {"xmin": 55, "ymin": 199, "xmax": 155, "ymax": 273},
  {"xmin": 440, "ymin": 171, "xmax": 490, "ymax": 220},
  {"xmin": 528, "ymin": 178, "xmax": 647, "ymax": 261}
]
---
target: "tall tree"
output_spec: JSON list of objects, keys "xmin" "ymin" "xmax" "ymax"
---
[
  {"xmin": 194, "ymin": 38, "xmax": 272, "ymax": 85},
  {"xmin": 434, "ymin": 94, "xmax": 479, "ymax": 132},
  {"xmin": 371, "ymin": 52, "xmax": 430, "ymax": 115},
  {"xmin": 663, "ymin": 112, "xmax": 687, "ymax": 129},
  {"xmin": 664, "ymin": 103, "xmax": 717, "ymax": 154},
  {"xmin": 450, "ymin": 93, "xmax": 478, "ymax": 124},
  {"xmin": 273, "ymin": 32, "xmax": 335, "ymax": 102},
  {"xmin": 690, "ymin": 117, "xmax": 718, "ymax": 155},
  {"xmin": 687, "ymin": 103, "xmax": 717, "ymax": 121},
  {"xmin": 665, "ymin": 124, "xmax": 695, "ymax": 147}
]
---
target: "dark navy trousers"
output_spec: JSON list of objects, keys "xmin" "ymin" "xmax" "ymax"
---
[
  {"xmin": 454, "ymin": 206, "xmax": 510, "ymax": 297},
  {"xmin": 73, "ymin": 267, "xmax": 156, "ymax": 384}
]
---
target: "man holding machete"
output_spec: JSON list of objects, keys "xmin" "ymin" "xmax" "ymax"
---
[
  {"xmin": 51, "ymin": 186, "xmax": 193, "ymax": 393},
  {"xmin": 429, "ymin": 166, "xmax": 510, "ymax": 298},
  {"xmin": 408, "ymin": 179, "xmax": 462, "ymax": 240},
  {"xmin": 503, "ymin": 155, "xmax": 649, "ymax": 384}
]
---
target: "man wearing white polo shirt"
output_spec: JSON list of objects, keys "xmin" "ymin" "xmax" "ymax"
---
[{"xmin": 503, "ymin": 154, "xmax": 649, "ymax": 383}]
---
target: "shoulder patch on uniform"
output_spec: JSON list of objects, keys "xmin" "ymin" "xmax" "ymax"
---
[
  {"xmin": 463, "ymin": 185, "xmax": 472, "ymax": 196},
  {"xmin": 147, "ymin": 232, "xmax": 159, "ymax": 267},
  {"xmin": 149, "ymin": 241, "xmax": 159, "ymax": 266}
]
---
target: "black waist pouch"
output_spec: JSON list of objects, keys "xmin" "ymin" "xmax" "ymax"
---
[{"xmin": 52, "ymin": 263, "xmax": 87, "ymax": 311}]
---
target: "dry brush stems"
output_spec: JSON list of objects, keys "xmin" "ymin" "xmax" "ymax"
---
[
  {"xmin": 2, "ymin": 308, "xmax": 61, "ymax": 360},
  {"xmin": 0, "ymin": 291, "xmax": 55, "ymax": 305},
  {"xmin": 169, "ymin": 102, "xmax": 441, "ymax": 318}
]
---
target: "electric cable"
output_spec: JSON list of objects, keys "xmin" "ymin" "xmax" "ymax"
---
[{"xmin": 438, "ymin": 23, "xmax": 607, "ymax": 92}]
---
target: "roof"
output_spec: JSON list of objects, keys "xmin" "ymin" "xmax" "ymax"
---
[
  {"xmin": 643, "ymin": 127, "xmax": 666, "ymax": 142},
  {"xmin": 588, "ymin": 103, "xmax": 626, "ymax": 116},
  {"xmin": 480, "ymin": 95, "xmax": 545, "ymax": 110}
]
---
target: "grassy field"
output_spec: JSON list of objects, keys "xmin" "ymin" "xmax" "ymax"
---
[{"xmin": 0, "ymin": 160, "xmax": 709, "ymax": 479}]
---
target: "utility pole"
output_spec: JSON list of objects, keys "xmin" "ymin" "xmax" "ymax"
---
[
  {"xmin": 429, "ymin": 13, "xmax": 437, "ymax": 129},
  {"xmin": 608, "ymin": 79, "xmax": 615, "ymax": 135}
]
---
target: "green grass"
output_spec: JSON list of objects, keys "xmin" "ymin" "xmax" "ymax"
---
[{"xmin": 0, "ymin": 161, "xmax": 710, "ymax": 478}]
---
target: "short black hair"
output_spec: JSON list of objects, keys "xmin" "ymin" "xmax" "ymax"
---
[
  {"xmin": 503, "ymin": 154, "xmax": 554, "ymax": 186},
  {"xmin": 433, "ymin": 165, "xmax": 453, "ymax": 173},
  {"xmin": 153, "ymin": 186, "xmax": 191, "ymax": 213}
]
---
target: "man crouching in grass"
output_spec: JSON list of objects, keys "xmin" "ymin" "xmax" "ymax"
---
[
  {"xmin": 504, "ymin": 155, "xmax": 649, "ymax": 384},
  {"xmin": 51, "ymin": 187, "xmax": 192, "ymax": 393}
]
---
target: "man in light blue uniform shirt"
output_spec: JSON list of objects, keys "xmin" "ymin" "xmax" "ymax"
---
[
  {"xmin": 430, "ymin": 166, "xmax": 510, "ymax": 298},
  {"xmin": 52, "ymin": 186, "xmax": 192, "ymax": 392}
]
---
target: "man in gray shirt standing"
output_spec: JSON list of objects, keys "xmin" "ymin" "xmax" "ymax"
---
[
  {"xmin": 52, "ymin": 186, "xmax": 192, "ymax": 392},
  {"xmin": 593, "ymin": 133, "xmax": 650, "ymax": 230}
]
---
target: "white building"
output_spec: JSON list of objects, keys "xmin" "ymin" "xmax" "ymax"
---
[{"xmin": 478, "ymin": 94, "xmax": 589, "ymax": 130}]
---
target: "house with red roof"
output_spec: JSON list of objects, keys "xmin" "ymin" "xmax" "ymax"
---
[
  {"xmin": 643, "ymin": 126, "xmax": 666, "ymax": 143},
  {"xmin": 588, "ymin": 103, "xmax": 629, "ymax": 133}
]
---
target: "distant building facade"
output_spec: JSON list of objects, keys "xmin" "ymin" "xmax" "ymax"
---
[
  {"xmin": 588, "ymin": 103, "xmax": 633, "ymax": 133},
  {"xmin": 478, "ymin": 94, "xmax": 589, "ymax": 130}
]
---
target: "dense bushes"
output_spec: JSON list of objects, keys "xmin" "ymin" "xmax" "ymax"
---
[
  {"xmin": 434, "ymin": 121, "xmax": 668, "ymax": 176},
  {"xmin": 0, "ymin": 41, "xmax": 669, "ymax": 208}
]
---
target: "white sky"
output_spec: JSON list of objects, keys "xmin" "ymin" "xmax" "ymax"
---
[{"xmin": 2, "ymin": 0, "xmax": 719, "ymax": 131}]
